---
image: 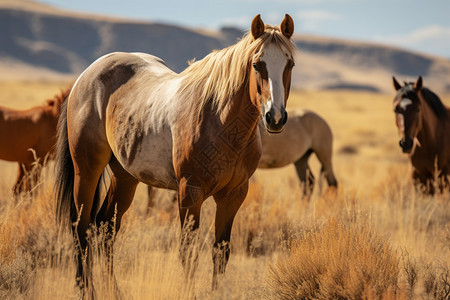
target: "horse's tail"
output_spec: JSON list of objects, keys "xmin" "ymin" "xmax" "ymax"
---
[
  {"xmin": 55, "ymin": 98, "xmax": 77, "ymax": 228},
  {"xmin": 55, "ymin": 95, "xmax": 107, "ymax": 229}
]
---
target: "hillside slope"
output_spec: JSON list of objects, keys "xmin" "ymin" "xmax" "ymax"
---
[{"xmin": 1, "ymin": 0, "xmax": 449, "ymax": 93}]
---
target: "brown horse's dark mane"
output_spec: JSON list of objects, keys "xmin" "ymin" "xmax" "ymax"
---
[
  {"xmin": 397, "ymin": 82, "xmax": 448, "ymax": 120},
  {"xmin": 420, "ymin": 87, "xmax": 448, "ymax": 120},
  {"xmin": 45, "ymin": 87, "xmax": 71, "ymax": 107}
]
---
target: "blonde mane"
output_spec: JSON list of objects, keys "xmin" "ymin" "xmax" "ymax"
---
[{"xmin": 178, "ymin": 25, "xmax": 296, "ymax": 113}]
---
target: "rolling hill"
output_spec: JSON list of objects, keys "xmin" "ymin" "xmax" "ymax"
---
[{"xmin": 1, "ymin": 0, "xmax": 449, "ymax": 93}]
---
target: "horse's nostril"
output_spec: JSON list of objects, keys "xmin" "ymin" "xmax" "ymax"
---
[
  {"xmin": 265, "ymin": 112, "xmax": 272, "ymax": 124},
  {"xmin": 282, "ymin": 111, "xmax": 288, "ymax": 125}
]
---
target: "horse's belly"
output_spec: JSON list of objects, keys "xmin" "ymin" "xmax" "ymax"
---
[
  {"xmin": 258, "ymin": 152, "xmax": 296, "ymax": 168},
  {"xmin": 113, "ymin": 132, "xmax": 177, "ymax": 190},
  {"xmin": 258, "ymin": 133, "xmax": 309, "ymax": 168}
]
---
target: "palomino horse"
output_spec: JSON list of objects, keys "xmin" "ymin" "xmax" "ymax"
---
[
  {"xmin": 393, "ymin": 76, "xmax": 450, "ymax": 193},
  {"xmin": 147, "ymin": 108, "xmax": 338, "ymax": 208},
  {"xmin": 55, "ymin": 14, "xmax": 296, "ymax": 292},
  {"xmin": 0, "ymin": 88, "xmax": 69, "ymax": 194}
]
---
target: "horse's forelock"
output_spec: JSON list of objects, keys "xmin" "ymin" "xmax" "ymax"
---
[
  {"xmin": 395, "ymin": 83, "xmax": 418, "ymax": 101},
  {"xmin": 396, "ymin": 83, "xmax": 448, "ymax": 120}
]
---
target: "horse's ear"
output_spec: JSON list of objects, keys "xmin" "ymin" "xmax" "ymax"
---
[
  {"xmin": 414, "ymin": 76, "xmax": 423, "ymax": 91},
  {"xmin": 393, "ymin": 76, "xmax": 402, "ymax": 91},
  {"xmin": 280, "ymin": 14, "xmax": 294, "ymax": 39},
  {"xmin": 251, "ymin": 14, "xmax": 265, "ymax": 40}
]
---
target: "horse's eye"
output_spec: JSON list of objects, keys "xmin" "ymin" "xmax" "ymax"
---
[
  {"xmin": 394, "ymin": 107, "xmax": 402, "ymax": 114},
  {"xmin": 252, "ymin": 63, "xmax": 258, "ymax": 70}
]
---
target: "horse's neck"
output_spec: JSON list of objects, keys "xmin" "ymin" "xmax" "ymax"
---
[
  {"xmin": 417, "ymin": 97, "xmax": 442, "ymax": 153},
  {"xmin": 175, "ymin": 80, "xmax": 260, "ymax": 153},
  {"xmin": 219, "ymin": 82, "xmax": 260, "ymax": 129}
]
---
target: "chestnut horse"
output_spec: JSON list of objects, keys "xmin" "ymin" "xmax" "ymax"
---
[
  {"xmin": 55, "ymin": 14, "xmax": 296, "ymax": 293},
  {"xmin": 393, "ymin": 76, "xmax": 450, "ymax": 193},
  {"xmin": 147, "ymin": 108, "xmax": 338, "ymax": 209},
  {"xmin": 0, "ymin": 88, "xmax": 69, "ymax": 194}
]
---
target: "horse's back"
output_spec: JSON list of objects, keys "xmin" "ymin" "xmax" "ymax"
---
[
  {"xmin": 72, "ymin": 52, "xmax": 173, "ymax": 94},
  {"xmin": 68, "ymin": 52, "xmax": 178, "ymax": 189},
  {"xmin": 258, "ymin": 109, "xmax": 312, "ymax": 168}
]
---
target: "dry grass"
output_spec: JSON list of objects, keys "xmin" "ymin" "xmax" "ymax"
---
[
  {"xmin": 267, "ymin": 219, "xmax": 400, "ymax": 299},
  {"xmin": 0, "ymin": 82, "xmax": 449, "ymax": 299}
]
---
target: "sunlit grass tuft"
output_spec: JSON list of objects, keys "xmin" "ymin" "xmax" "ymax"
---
[{"xmin": 0, "ymin": 87, "xmax": 449, "ymax": 299}]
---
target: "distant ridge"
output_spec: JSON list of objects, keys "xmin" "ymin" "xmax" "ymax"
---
[{"xmin": 1, "ymin": 0, "xmax": 449, "ymax": 93}]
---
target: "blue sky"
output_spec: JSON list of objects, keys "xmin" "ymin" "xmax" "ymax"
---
[{"xmin": 40, "ymin": 0, "xmax": 450, "ymax": 58}]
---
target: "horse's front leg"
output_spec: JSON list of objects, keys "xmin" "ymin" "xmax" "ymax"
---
[
  {"xmin": 12, "ymin": 163, "xmax": 25, "ymax": 195},
  {"xmin": 294, "ymin": 158, "xmax": 315, "ymax": 197},
  {"xmin": 177, "ymin": 176, "xmax": 205, "ymax": 283},
  {"xmin": 212, "ymin": 181, "xmax": 248, "ymax": 289},
  {"xmin": 412, "ymin": 169, "xmax": 434, "ymax": 194}
]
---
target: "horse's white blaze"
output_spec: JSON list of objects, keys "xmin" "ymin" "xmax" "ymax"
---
[
  {"xmin": 398, "ymin": 114, "xmax": 405, "ymax": 131},
  {"xmin": 400, "ymin": 98, "xmax": 413, "ymax": 110},
  {"xmin": 260, "ymin": 43, "xmax": 290, "ymax": 122}
]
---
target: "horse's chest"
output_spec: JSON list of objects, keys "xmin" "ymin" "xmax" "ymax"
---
[
  {"xmin": 411, "ymin": 149, "xmax": 450, "ymax": 177},
  {"xmin": 186, "ymin": 132, "xmax": 261, "ymax": 189}
]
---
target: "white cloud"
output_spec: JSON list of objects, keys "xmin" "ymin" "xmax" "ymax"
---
[
  {"xmin": 219, "ymin": 13, "xmax": 294, "ymax": 29},
  {"xmin": 296, "ymin": 10, "xmax": 342, "ymax": 31},
  {"xmin": 374, "ymin": 25, "xmax": 450, "ymax": 57},
  {"xmin": 220, "ymin": 15, "xmax": 253, "ymax": 28}
]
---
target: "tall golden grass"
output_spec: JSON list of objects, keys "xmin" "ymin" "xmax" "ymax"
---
[{"xmin": 0, "ymin": 82, "xmax": 449, "ymax": 299}]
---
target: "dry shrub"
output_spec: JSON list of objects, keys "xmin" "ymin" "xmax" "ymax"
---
[
  {"xmin": 268, "ymin": 218, "xmax": 400, "ymax": 299},
  {"xmin": 0, "ymin": 164, "xmax": 77, "ymax": 298},
  {"xmin": 400, "ymin": 250, "xmax": 450, "ymax": 300}
]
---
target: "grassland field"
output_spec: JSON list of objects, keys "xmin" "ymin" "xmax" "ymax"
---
[{"xmin": 0, "ymin": 80, "xmax": 449, "ymax": 299}]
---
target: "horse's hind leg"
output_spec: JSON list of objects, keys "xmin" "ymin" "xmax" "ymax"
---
[
  {"xmin": 70, "ymin": 139, "xmax": 112, "ymax": 291},
  {"xmin": 95, "ymin": 157, "xmax": 138, "ymax": 296},
  {"xmin": 96, "ymin": 156, "xmax": 139, "ymax": 232},
  {"xmin": 313, "ymin": 138, "xmax": 338, "ymax": 190},
  {"xmin": 146, "ymin": 185, "xmax": 155, "ymax": 215},
  {"xmin": 294, "ymin": 150, "xmax": 315, "ymax": 197}
]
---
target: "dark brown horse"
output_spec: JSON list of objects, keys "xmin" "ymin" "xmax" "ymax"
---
[
  {"xmin": 393, "ymin": 76, "xmax": 450, "ymax": 193},
  {"xmin": 0, "ymin": 88, "xmax": 69, "ymax": 194},
  {"xmin": 55, "ymin": 14, "xmax": 296, "ymax": 293}
]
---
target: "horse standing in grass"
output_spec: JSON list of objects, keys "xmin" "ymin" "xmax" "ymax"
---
[
  {"xmin": 147, "ymin": 108, "xmax": 337, "ymax": 208},
  {"xmin": 393, "ymin": 76, "xmax": 450, "ymax": 193},
  {"xmin": 0, "ymin": 88, "xmax": 69, "ymax": 194},
  {"xmin": 258, "ymin": 108, "xmax": 337, "ymax": 195},
  {"xmin": 55, "ymin": 14, "xmax": 296, "ymax": 293}
]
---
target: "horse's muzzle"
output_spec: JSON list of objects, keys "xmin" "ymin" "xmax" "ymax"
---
[
  {"xmin": 399, "ymin": 138, "xmax": 413, "ymax": 153},
  {"xmin": 264, "ymin": 110, "xmax": 288, "ymax": 133}
]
